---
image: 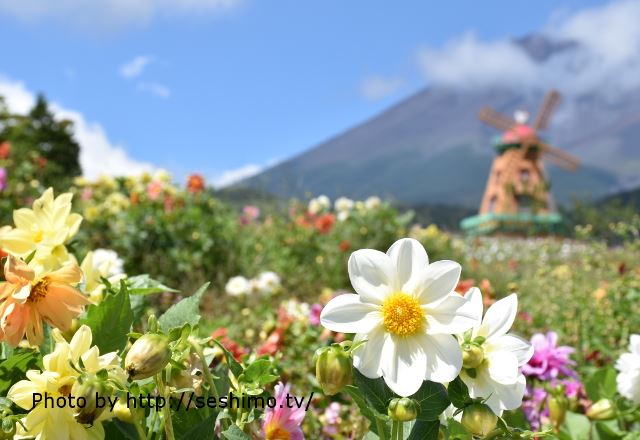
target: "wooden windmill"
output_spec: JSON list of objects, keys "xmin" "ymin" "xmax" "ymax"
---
[{"xmin": 461, "ymin": 90, "xmax": 581, "ymax": 235}]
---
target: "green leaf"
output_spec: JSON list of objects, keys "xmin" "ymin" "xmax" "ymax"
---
[
  {"xmin": 352, "ymin": 368, "xmax": 394, "ymax": 414},
  {"xmin": 243, "ymin": 359, "xmax": 278, "ymax": 386},
  {"xmin": 501, "ymin": 408, "xmax": 530, "ymax": 430},
  {"xmin": 126, "ymin": 274, "xmax": 178, "ymax": 295},
  {"xmin": 0, "ymin": 349, "xmax": 41, "ymax": 395},
  {"xmin": 173, "ymin": 408, "xmax": 217, "ymax": 440},
  {"xmin": 585, "ymin": 367, "xmax": 617, "ymax": 401},
  {"xmin": 104, "ymin": 420, "xmax": 138, "ymax": 440},
  {"xmin": 406, "ymin": 419, "xmax": 440, "ymax": 440},
  {"xmin": 344, "ymin": 385, "xmax": 390, "ymax": 439},
  {"xmin": 559, "ymin": 411, "xmax": 591, "ymax": 440},
  {"xmin": 221, "ymin": 424, "xmax": 251, "ymax": 440},
  {"xmin": 594, "ymin": 420, "xmax": 624, "ymax": 440},
  {"xmin": 446, "ymin": 420, "xmax": 473, "ymax": 440},
  {"xmin": 447, "ymin": 377, "xmax": 471, "ymax": 409},
  {"xmin": 412, "ymin": 380, "xmax": 450, "ymax": 421},
  {"xmin": 81, "ymin": 281, "xmax": 133, "ymax": 353},
  {"xmin": 212, "ymin": 339, "xmax": 243, "ymax": 378},
  {"xmin": 158, "ymin": 282, "xmax": 209, "ymax": 332}
]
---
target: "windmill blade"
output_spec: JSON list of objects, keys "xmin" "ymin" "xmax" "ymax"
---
[
  {"xmin": 538, "ymin": 141, "xmax": 580, "ymax": 171},
  {"xmin": 533, "ymin": 90, "xmax": 561, "ymax": 131},
  {"xmin": 479, "ymin": 107, "xmax": 517, "ymax": 132}
]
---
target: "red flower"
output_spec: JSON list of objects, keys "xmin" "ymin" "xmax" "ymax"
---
[
  {"xmin": 211, "ymin": 328, "xmax": 247, "ymax": 361},
  {"xmin": 0, "ymin": 142, "xmax": 10, "ymax": 159},
  {"xmin": 455, "ymin": 278, "xmax": 475, "ymax": 294},
  {"xmin": 339, "ymin": 240, "xmax": 351, "ymax": 252},
  {"xmin": 257, "ymin": 328, "xmax": 286, "ymax": 356},
  {"xmin": 314, "ymin": 213, "xmax": 335, "ymax": 234},
  {"xmin": 187, "ymin": 174, "xmax": 205, "ymax": 193}
]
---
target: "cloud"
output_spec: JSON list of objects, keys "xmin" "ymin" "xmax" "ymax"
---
[
  {"xmin": 418, "ymin": 33, "xmax": 536, "ymax": 89},
  {"xmin": 137, "ymin": 81, "xmax": 171, "ymax": 98},
  {"xmin": 360, "ymin": 75, "xmax": 405, "ymax": 100},
  {"xmin": 0, "ymin": 0, "xmax": 242, "ymax": 32},
  {"xmin": 417, "ymin": 0, "xmax": 640, "ymax": 96},
  {"xmin": 0, "ymin": 76, "xmax": 154, "ymax": 179},
  {"xmin": 213, "ymin": 163, "xmax": 265, "ymax": 188},
  {"xmin": 120, "ymin": 56, "xmax": 154, "ymax": 79}
]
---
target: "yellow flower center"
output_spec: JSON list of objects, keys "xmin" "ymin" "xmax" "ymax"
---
[
  {"xmin": 27, "ymin": 280, "xmax": 49, "ymax": 303},
  {"xmin": 381, "ymin": 292, "xmax": 425, "ymax": 337},
  {"xmin": 33, "ymin": 230, "xmax": 44, "ymax": 243},
  {"xmin": 265, "ymin": 425, "xmax": 291, "ymax": 440}
]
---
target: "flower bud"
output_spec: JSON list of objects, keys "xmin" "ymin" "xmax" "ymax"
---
[
  {"xmin": 388, "ymin": 398, "xmax": 419, "ymax": 422},
  {"xmin": 461, "ymin": 403, "xmax": 498, "ymax": 437},
  {"xmin": 0, "ymin": 418, "xmax": 15, "ymax": 440},
  {"xmin": 72, "ymin": 375, "xmax": 111, "ymax": 425},
  {"xmin": 548, "ymin": 395, "xmax": 569, "ymax": 429},
  {"xmin": 462, "ymin": 344, "xmax": 484, "ymax": 369},
  {"xmin": 125, "ymin": 334, "xmax": 171, "ymax": 380},
  {"xmin": 113, "ymin": 401, "xmax": 135, "ymax": 424},
  {"xmin": 587, "ymin": 399, "xmax": 615, "ymax": 421},
  {"xmin": 314, "ymin": 346, "xmax": 352, "ymax": 395}
]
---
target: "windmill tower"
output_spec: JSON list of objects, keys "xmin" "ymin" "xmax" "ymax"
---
[{"xmin": 461, "ymin": 90, "xmax": 581, "ymax": 236}]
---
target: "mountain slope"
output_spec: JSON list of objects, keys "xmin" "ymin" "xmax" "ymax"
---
[{"xmin": 237, "ymin": 36, "xmax": 640, "ymax": 208}]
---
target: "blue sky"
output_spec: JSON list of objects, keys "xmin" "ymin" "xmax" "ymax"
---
[{"xmin": 0, "ymin": 0, "xmax": 617, "ymax": 184}]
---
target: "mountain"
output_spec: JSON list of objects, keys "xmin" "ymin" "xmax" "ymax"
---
[{"xmin": 236, "ymin": 35, "xmax": 640, "ymax": 209}]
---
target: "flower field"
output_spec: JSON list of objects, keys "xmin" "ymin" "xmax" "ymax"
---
[{"xmin": 0, "ymin": 164, "xmax": 639, "ymax": 439}]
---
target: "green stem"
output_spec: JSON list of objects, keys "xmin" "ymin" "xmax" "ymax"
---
[
  {"xmin": 156, "ymin": 372, "xmax": 175, "ymax": 440},
  {"xmin": 391, "ymin": 421, "xmax": 399, "ymax": 440},
  {"xmin": 192, "ymin": 340, "xmax": 230, "ymax": 431},
  {"xmin": 192, "ymin": 341, "xmax": 220, "ymax": 400},
  {"xmin": 134, "ymin": 417, "xmax": 148, "ymax": 440},
  {"xmin": 397, "ymin": 421, "xmax": 403, "ymax": 440},
  {"xmin": 375, "ymin": 418, "xmax": 387, "ymax": 440},
  {"xmin": 147, "ymin": 408, "xmax": 159, "ymax": 440},
  {"xmin": 482, "ymin": 428, "xmax": 504, "ymax": 439}
]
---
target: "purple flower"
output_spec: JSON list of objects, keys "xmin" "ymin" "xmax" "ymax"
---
[
  {"xmin": 322, "ymin": 402, "xmax": 342, "ymax": 437},
  {"xmin": 522, "ymin": 386, "xmax": 548, "ymax": 430},
  {"xmin": 561, "ymin": 379, "xmax": 584, "ymax": 399},
  {"xmin": 0, "ymin": 167, "xmax": 6, "ymax": 191},
  {"xmin": 309, "ymin": 303, "xmax": 322, "ymax": 326},
  {"xmin": 522, "ymin": 331, "xmax": 576, "ymax": 380}
]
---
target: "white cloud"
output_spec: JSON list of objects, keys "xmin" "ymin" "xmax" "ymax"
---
[
  {"xmin": 418, "ymin": 33, "xmax": 536, "ymax": 89},
  {"xmin": 417, "ymin": 0, "xmax": 640, "ymax": 96},
  {"xmin": 120, "ymin": 56, "xmax": 154, "ymax": 79},
  {"xmin": 360, "ymin": 75, "xmax": 404, "ymax": 100},
  {"xmin": 138, "ymin": 81, "xmax": 171, "ymax": 98},
  {"xmin": 0, "ymin": 76, "xmax": 154, "ymax": 179},
  {"xmin": 0, "ymin": 0, "xmax": 242, "ymax": 32},
  {"xmin": 213, "ymin": 163, "xmax": 265, "ymax": 188}
]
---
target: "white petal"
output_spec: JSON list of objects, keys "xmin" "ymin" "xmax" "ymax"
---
[
  {"xmin": 630, "ymin": 334, "xmax": 640, "ymax": 355},
  {"xmin": 425, "ymin": 294, "xmax": 478, "ymax": 335},
  {"xmin": 486, "ymin": 373, "xmax": 527, "ymax": 414},
  {"xmin": 380, "ymin": 334, "xmax": 426, "ymax": 397},
  {"xmin": 464, "ymin": 287, "xmax": 484, "ymax": 326},
  {"xmin": 348, "ymin": 249, "xmax": 396, "ymax": 304},
  {"xmin": 353, "ymin": 328, "xmax": 386, "ymax": 378},
  {"xmin": 477, "ymin": 294, "xmax": 517, "ymax": 339},
  {"xmin": 421, "ymin": 333, "xmax": 463, "ymax": 383},
  {"xmin": 487, "ymin": 334, "xmax": 534, "ymax": 367},
  {"xmin": 415, "ymin": 260, "xmax": 461, "ymax": 304},
  {"xmin": 320, "ymin": 294, "xmax": 382, "ymax": 334},
  {"xmin": 487, "ymin": 351, "xmax": 520, "ymax": 385},
  {"xmin": 386, "ymin": 238, "xmax": 428, "ymax": 292}
]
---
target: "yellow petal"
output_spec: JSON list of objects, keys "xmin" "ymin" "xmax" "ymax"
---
[
  {"xmin": 70, "ymin": 325, "xmax": 93, "ymax": 359},
  {"xmin": 13, "ymin": 208, "xmax": 38, "ymax": 231},
  {"xmin": 7, "ymin": 379, "xmax": 42, "ymax": 409},
  {"xmin": 0, "ymin": 229, "xmax": 36, "ymax": 256}
]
